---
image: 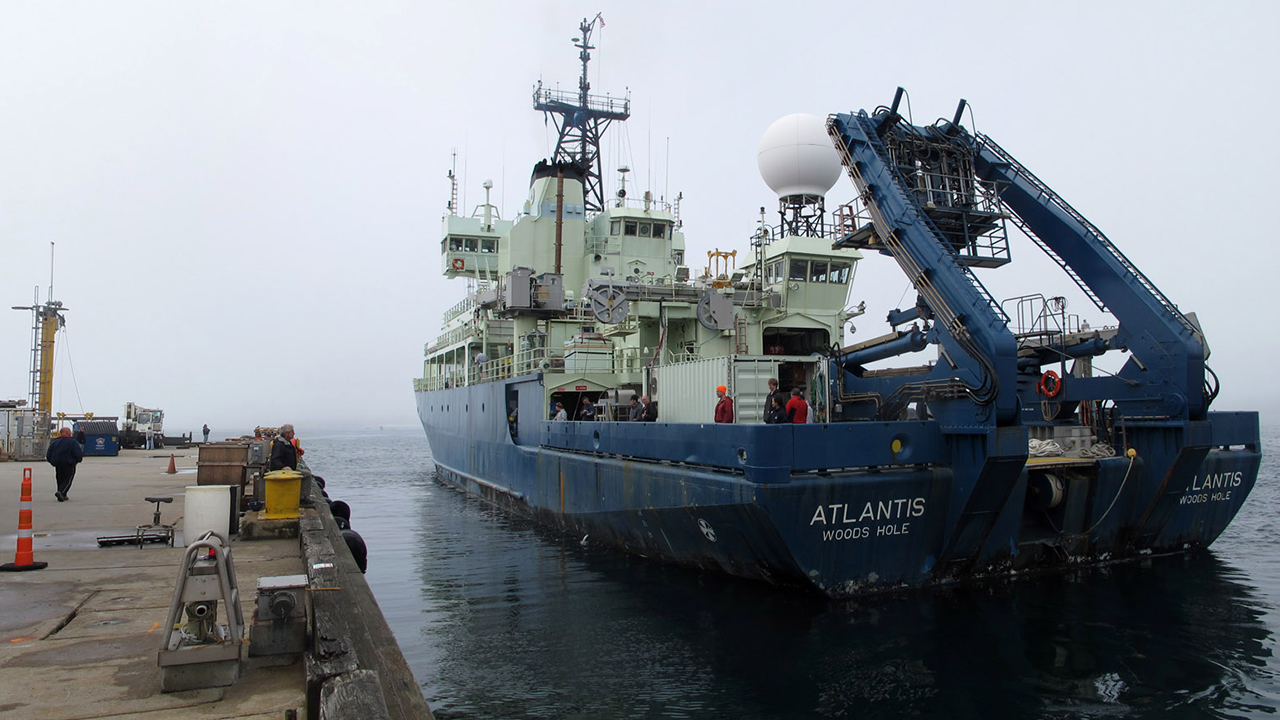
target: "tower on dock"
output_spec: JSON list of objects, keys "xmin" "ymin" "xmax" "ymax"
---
[{"xmin": 11, "ymin": 245, "xmax": 68, "ymax": 445}]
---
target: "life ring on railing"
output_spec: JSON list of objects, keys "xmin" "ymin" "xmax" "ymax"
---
[
  {"xmin": 1037, "ymin": 370, "xmax": 1063, "ymax": 398},
  {"xmin": 451, "ymin": 258, "xmax": 465, "ymax": 271}
]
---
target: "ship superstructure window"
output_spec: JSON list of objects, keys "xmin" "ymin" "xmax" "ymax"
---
[
  {"xmin": 830, "ymin": 262, "xmax": 851, "ymax": 283},
  {"xmin": 789, "ymin": 259, "xmax": 808, "ymax": 282},
  {"xmin": 611, "ymin": 220, "xmax": 621, "ymax": 236},
  {"xmin": 463, "ymin": 237, "xmax": 478, "ymax": 252},
  {"xmin": 652, "ymin": 223, "xmax": 666, "ymax": 239},
  {"xmin": 765, "ymin": 260, "xmax": 782, "ymax": 284},
  {"xmin": 639, "ymin": 222, "xmax": 651, "ymax": 237},
  {"xmin": 480, "ymin": 238, "xmax": 496, "ymax": 253},
  {"xmin": 448, "ymin": 237, "xmax": 463, "ymax": 251},
  {"xmin": 673, "ymin": 250, "xmax": 684, "ymax": 265},
  {"xmin": 809, "ymin": 261, "xmax": 828, "ymax": 284},
  {"xmin": 625, "ymin": 221, "xmax": 638, "ymax": 236}
]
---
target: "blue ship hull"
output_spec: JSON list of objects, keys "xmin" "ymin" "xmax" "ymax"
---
[{"xmin": 415, "ymin": 375, "xmax": 1262, "ymax": 597}]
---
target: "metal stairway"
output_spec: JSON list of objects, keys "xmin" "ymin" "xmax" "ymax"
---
[{"xmin": 976, "ymin": 133, "xmax": 1198, "ymax": 338}]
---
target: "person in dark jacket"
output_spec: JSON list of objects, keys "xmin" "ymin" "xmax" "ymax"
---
[
  {"xmin": 639, "ymin": 396, "xmax": 658, "ymax": 422},
  {"xmin": 628, "ymin": 396, "xmax": 643, "ymax": 421},
  {"xmin": 46, "ymin": 427, "xmax": 84, "ymax": 501},
  {"xmin": 269, "ymin": 424, "xmax": 299, "ymax": 471},
  {"xmin": 763, "ymin": 378, "xmax": 785, "ymax": 422},
  {"xmin": 764, "ymin": 395, "xmax": 788, "ymax": 424},
  {"xmin": 714, "ymin": 385, "xmax": 734, "ymax": 423},
  {"xmin": 579, "ymin": 397, "xmax": 597, "ymax": 421}
]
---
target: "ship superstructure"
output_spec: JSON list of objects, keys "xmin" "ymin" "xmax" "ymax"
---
[{"xmin": 413, "ymin": 25, "xmax": 1260, "ymax": 597}]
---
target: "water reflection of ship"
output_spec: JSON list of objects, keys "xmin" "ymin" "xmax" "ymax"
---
[{"xmin": 563, "ymin": 547, "xmax": 1272, "ymax": 717}]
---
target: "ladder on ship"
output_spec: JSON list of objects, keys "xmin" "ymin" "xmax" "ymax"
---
[{"xmin": 733, "ymin": 313, "xmax": 749, "ymax": 355}]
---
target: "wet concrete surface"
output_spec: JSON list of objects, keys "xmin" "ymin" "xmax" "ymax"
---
[{"xmin": 0, "ymin": 448, "xmax": 307, "ymax": 719}]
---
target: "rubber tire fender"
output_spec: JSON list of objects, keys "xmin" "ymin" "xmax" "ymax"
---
[{"xmin": 341, "ymin": 529, "xmax": 368, "ymax": 573}]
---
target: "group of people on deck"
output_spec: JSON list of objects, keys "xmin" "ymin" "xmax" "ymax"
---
[
  {"xmin": 719, "ymin": 377, "xmax": 811, "ymax": 425},
  {"xmin": 548, "ymin": 377, "xmax": 809, "ymax": 425},
  {"xmin": 552, "ymin": 395, "xmax": 657, "ymax": 422}
]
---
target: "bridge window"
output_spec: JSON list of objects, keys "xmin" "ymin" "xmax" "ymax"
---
[
  {"xmin": 639, "ymin": 223, "xmax": 651, "ymax": 237},
  {"xmin": 809, "ymin": 261, "xmax": 828, "ymax": 283},
  {"xmin": 652, "ymin": 223, "xmax": 666, "ymax": 239},
  {"xmin": 463, "ymin": 237, "xmax": 478, "ymax": 252},
  {"xmin": 789, "ymin": 259, "xmax": 808, "ymax": 282},
  {"xmin": 624, "ymin": 221, "xmax": 637, "ymax": 236},
  {"xmin": 480, "ymin": 238, "xmax": 496, "ymax": 253},
  {"xmin": 611, "ymin": 220, "xmax": 621, "ymax": 236},
  {"xmin": 830, "ymin": 262, "xmax": 851, "ymax": 284},
  {"xmin": 448, "ymin": 237, "xmax": 463, "ymax": 251},
  {"xmin": 765, "ymin": 260, "xmax": 782, "ymax": 284}
]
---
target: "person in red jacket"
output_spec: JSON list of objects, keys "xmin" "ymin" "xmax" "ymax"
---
[
  {"xmin": 786, "ymin": 388, "xmax": 809, "ymax": 424},
  {"xmin": 714, "ymin": 385, "xmax": 734, "ymax": 423}
]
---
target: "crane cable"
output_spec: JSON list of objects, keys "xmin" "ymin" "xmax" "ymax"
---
[{"xmin": 57, "ymin": 325, "xmax": 85, "ymax": 415}]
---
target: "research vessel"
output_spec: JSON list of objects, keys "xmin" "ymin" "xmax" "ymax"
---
[{"xmin": 413, "ymin": 19, "xmax": 1261, "ymax": 597}]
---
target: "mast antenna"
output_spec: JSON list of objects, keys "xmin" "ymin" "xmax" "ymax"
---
[
  {"xmin": 533, "ymin": 14, "xmax": 630, "ymax": 214},
  {"xmin": 447, "ymin": 149, "xmax": 458, "ymax": 216}
]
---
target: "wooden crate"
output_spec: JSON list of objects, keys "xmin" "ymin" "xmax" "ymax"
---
[
  {"xmin": 197, "ymin": 462, "xmax": 247, "ymax": 486},
  {"xmin": 199, "ymin": 442, "xmax": 250, "ymax": 464}
]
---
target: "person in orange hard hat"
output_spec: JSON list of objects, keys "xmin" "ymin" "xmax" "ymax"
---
[{"xmin": 714, "ymin": 385, "xmax": 734, "ymax": 424}]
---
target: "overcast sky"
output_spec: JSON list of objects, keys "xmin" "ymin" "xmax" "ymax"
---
[{"xmin": 1, "ymin": 1, "xmax": 1276, "ymax": 436}]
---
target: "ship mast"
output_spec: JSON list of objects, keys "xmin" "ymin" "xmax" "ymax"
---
[{"xmin": 532, "ymin": 14, "xmax": 630, "ymax": 214}]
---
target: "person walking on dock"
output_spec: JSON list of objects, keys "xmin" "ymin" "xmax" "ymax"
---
[
  {"xmin": 144, "ymin": 426, "xmax": 154, "ymax": 450},
  {"xmin": 46, "ymin": 427, "xmax": 84, "ymax": 502},
  {"xmin": 202, "ymin": 424, "xmax": 210, "ymax": 443},
  {"xmin": 714, "ymin": 385, "xmax": 734, "ymax": 424},
  {"xmin": 269, "ymin": 424, "xmax": 299, "ymax": 471}
]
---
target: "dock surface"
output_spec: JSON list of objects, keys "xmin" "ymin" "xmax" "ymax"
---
[{"xmin": 0, "ymin": 447, "xmax": 428, "ymax": 719}]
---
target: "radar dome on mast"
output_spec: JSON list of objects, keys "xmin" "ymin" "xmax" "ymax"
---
[
  {"xmin": 757, "ymin": 113, "xmax": 841, "ymax": 200},
  {"xmin": 757, "ymin": 113, "xmax": 841, "ymax": 237}
]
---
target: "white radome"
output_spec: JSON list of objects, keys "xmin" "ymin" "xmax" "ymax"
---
[{"xmin": 757, "ymin": 113, "xmax": 842, "ymax": 199}]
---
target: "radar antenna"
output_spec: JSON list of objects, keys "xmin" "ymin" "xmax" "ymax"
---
[{"xmin": 533, "ymin": 14, "xmax": 630, "ymax": 214}]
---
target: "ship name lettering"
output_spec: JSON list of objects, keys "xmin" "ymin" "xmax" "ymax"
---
[
  {"xmin": 1189, "ymin": 471, "xmax": 1243, "ymax": 491},
  {"xmin": 1179, "ymin": 490, "xmax": 1232, "ymax": 505},
  {"xmin": 809, "ymin": 497, "xmax": 927, "ymax": 526},
  {"xmin": 821, "ymin": 527, "xmax": 870, "ymax": 541}
]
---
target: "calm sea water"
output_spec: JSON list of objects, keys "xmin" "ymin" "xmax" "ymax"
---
[{"xmin": 304, "ymin": 427, "xmax": 1280, "ymax": 719}]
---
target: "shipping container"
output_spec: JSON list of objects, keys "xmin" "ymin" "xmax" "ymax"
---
[{"xmin": 653, "ymin": 355, "xmax": 824, "ymax": 424}]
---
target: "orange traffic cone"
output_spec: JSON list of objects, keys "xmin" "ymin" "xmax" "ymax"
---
[
  {"xmin": 1, "ymin": 468, "xmax": 48, "ymax": 572},
  {"xmin": 166, "ymin": 454, "xmax": 176, "ymax": 474}
]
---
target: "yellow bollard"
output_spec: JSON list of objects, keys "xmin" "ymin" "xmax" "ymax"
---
[{"xmin": 262, "ymin": 470, "xmax": 303, "ymax": 519}]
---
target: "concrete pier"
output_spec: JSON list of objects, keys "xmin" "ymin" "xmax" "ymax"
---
[{"xmin": 0, "ymin": 447, "xmax": 431, "ymax": 719}]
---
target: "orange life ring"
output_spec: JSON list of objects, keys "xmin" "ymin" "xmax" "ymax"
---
[
  {"xmin": 1037, "ymin": 370, "xmax": 1062, "ymax": 398},
  {"xmin": 451, "ymin": 258, "xmax": 465, "ymax": 271}
]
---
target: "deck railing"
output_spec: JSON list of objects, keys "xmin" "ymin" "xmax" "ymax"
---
[{"xmin": 415, "ymin": 343, "xmax": 653, "ymax": 392}]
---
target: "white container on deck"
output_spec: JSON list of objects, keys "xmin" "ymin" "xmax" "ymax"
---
[{"xmin": 185, "ymin": 485, "xmax": 232, "ymax": 546}]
